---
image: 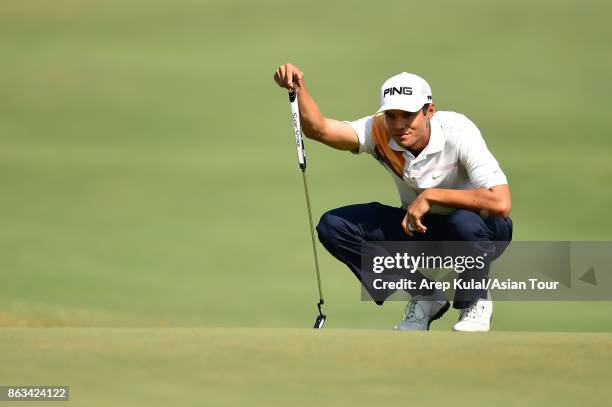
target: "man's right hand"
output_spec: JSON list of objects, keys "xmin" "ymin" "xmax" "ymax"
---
[{"xmin": 274, "ymin": 63, "xmax": 305, "ymax": 91}]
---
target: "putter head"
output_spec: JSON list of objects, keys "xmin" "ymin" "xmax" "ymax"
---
[{"xmin": 313, "ymin": 314, "xmax": 326, "ymax": 329}]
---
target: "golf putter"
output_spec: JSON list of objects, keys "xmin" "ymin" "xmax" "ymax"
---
[{"xmin": 288, "ymin": 90, "xmax": 327, "ymax": 329}]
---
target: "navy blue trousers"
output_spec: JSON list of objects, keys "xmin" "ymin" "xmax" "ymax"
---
[{"xmin": 316, "ymin": 202, "xmax": 513, "ymax": 309}]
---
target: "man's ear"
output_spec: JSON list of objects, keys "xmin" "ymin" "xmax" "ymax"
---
[{"xmin": 427, "ymin": 103, "xmax": 436, "ymax": 119}]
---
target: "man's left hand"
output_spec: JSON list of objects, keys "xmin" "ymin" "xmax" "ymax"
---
[{"xmin": 402, "ymin": 191, "xmax": 430, "ymax": 236}]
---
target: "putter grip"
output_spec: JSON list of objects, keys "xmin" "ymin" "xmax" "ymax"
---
[{"xmin": 288, "ymin": 91, "xmax": 306, "ymax": 170}]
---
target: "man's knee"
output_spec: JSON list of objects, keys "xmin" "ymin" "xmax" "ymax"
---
[
  {"xmin": 446, "ymin": 209, "xmax": 488, "ymax": 241},
  {"xmin": 316, "ymin": 210, "xmax": 346, "ymax": 247},
  {"xmin": 317, "ymin": 202, "xmax": 393, "ymax": 248}
]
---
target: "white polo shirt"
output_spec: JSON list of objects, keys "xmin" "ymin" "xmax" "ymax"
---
[{"xmin": 346, "ymin": 111, "xmax": 508, "ymax": 214}]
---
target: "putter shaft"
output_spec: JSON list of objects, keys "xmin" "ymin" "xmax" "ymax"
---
[{"xmin": 301, "ymin": 170, "xmax": 324, "ymax": 303}]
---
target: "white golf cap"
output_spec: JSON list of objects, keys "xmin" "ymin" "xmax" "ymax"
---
[{"xmin": 376, "ymin": 72, "xmax": 433, "ymax": 114}]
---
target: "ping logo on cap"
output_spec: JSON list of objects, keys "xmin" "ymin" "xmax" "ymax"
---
[{"xmin": 383, "ymin": 87, "xmax": 413, "ymax": 97}]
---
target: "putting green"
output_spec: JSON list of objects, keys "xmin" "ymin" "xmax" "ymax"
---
[
  {"xmin": 1, "ymin": 327, "xmax": 610, "ymax": 406},
  {"xmin": 1, "ymin": 1, "xmax": 610, "ymax": 403}
]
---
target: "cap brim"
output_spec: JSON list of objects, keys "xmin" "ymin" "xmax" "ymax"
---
[{"xmin": 376, "ymin": 100, "xmax": 425, "ymax": 114}]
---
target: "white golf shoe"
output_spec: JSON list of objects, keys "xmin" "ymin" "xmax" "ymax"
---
[
  {"xmin": 453, "ymin": 295, "xmax": 493, "ymax": 332},
  {"xmin": 394, "ymin": 295, "xmax": 450, "ymax": 331}
]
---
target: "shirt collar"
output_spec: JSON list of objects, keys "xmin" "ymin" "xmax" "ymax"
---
[{"xmin": 387, "ymin": 114, "xmax": 445, "ymax": 156}]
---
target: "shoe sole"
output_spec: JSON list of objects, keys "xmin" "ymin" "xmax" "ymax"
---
[
  {"xmin": 426, "ymin": 301, "xmax": 450, "ymax": 330},
  {"xmin": 452, "ymin": 326, "xmax": 490, "ymax": 332}
]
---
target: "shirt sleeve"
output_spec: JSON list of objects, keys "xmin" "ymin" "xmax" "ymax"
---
[
  {"xmin": 456, "ymin": 115, "xmax": 508, "ymax": 189},
  {"xmin": 343, "ymin": 116, "xmax": 375, "ymax": 155}
]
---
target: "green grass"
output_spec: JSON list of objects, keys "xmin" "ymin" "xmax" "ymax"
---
[
  {"xmin": 1, "ymin": 328, "xmax": 611, "ymax": 406},
  {"xmin": 0, "ymin": 0, "xmax": 611, "ymax": 330},
  {"xmin": 1, "ymin": 0, "xmax": 611, "ymax": 404}
]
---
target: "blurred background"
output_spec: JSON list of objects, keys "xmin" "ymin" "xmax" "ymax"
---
[{"xmin": 1, "ymin": 0, "xmax": 611, "ymax": 331}]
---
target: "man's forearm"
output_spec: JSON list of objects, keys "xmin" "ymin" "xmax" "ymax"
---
[
  {"xmin": 296, "ymin": 85, "xmax": 327, "ymax": 140},
  {"xmin": 423, "ymin": 186, "xmax": 512, "ymax": 218}
]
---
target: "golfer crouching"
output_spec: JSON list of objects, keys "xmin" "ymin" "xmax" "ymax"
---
[{"xmin": 274, "ymin": 63, "xmax": 513, "ymax": 332}]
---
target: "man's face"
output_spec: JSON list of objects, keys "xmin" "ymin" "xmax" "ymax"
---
[{"xmin": 383, "ymin": 105, "xmax": 435, "ymax": 152}]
